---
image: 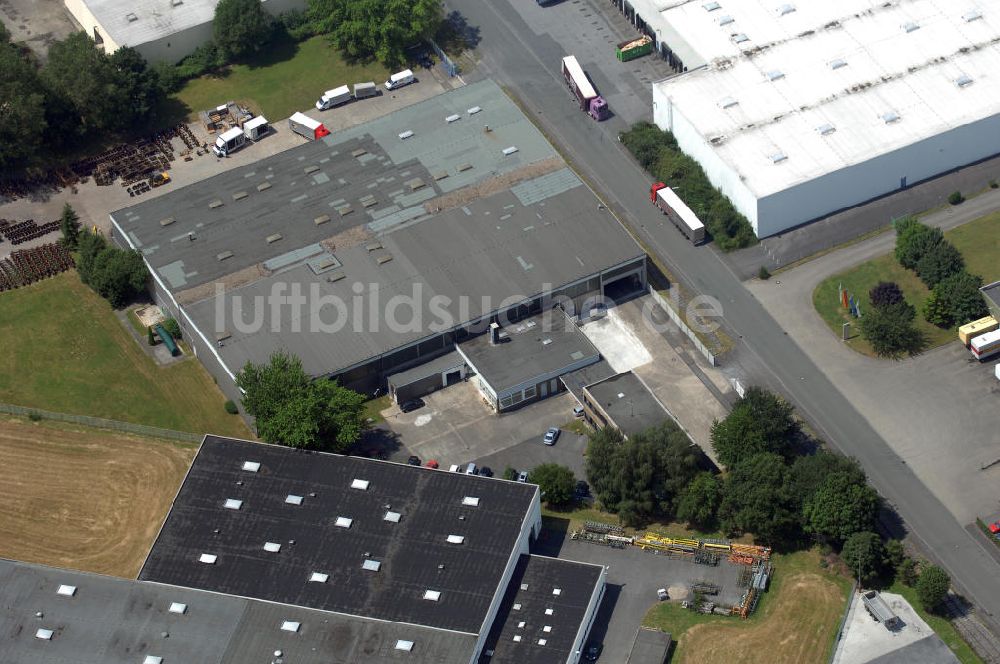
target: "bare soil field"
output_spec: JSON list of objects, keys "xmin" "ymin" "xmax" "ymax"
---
[{"xmin": 0, "ymin": 416, "xmax": 196, "ymax": 578}]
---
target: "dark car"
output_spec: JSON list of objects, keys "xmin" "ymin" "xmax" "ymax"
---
[
  {"xmin": 407, "ymin": 455, "xmax": 421, "ymax": 466},
  {"xmin": 584, "ymin": 642, "xmax": 602, "ymax": 661},
  {"xmin": 400, "ymin": 398, "xmax": 425, "ymax": 413},
  {"xmin": 479, "ymin": 466, "xmax": 494, "ymax": 478},
  {"xmin": 575, "ymin": 480, "xmax": 590, "ymax": 498}
]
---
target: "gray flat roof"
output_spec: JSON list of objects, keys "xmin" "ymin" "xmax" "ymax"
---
[
  {"xmin": 584, "ymin": 372, "xmax": 669, "ymax": 438},
  {"xmin": 388, "ymin": 350, "xmax": 465, "ymax": 389},
  {"xmin": 868, "ymin": 635, "xmax": 961, "ymax": 664},
  {"xmin": 982, "ymin": 280, "xmax": 1000, "ymax": 312},
  {"xmin": 560, "ymin": 359, "xmax": 617, "ymax": 403},
  {"xmin": 478, "ymin": 555, "xmax": 605, "ymax": 664},
  {"xmin": 0, "ymin": 558, "xmax": 474, "ymax": 664},
  {"xmin": 140, "ymin": 435, "xmax": 538, "ymax": 634},
  {"xmin": 626, "ymin": 627, "xmax": 672, "ymax": 664},
  {"xmin": 84, "ymin": 0, "xmax": 216, "ymax": 48},
  {"xmin": 458, "ymin": 310, "xmax": 601, "ymax": 396},
  {"xmin": 186, "ymin": 184, "xmax": 642, "ymax": 377}
]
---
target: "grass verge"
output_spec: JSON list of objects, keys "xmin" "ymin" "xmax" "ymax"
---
[
  {"xmin": 0, "ymin": 271, "xmax": 251, "ymax": 437},
  {"xmin": 363, "ymin": 395, "xmax": 392, "ymax": 424},
  {"xmin": 886, "ymin": 581, "xmax": 984, "ymax": 664},
  {"xmin": 174, "ymin": 36, "xmax": 391, "ymax": 121}
]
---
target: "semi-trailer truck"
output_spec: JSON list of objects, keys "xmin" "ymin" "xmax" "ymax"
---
[
  {"xmin": 561, "ymin": 55, "xmax": 609, "ymax": 121},
  {"xmin": 650, "ymin": 182, "xmax": 706, "ymax": 244},
  {"xmin": 970, "ymin": 329, "xmax": 1000, "ymax": 361}
]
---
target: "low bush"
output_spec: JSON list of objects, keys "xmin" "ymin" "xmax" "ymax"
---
[
  {"xmin": 162, "ymin": 318, "xmax": 182, "ymax": 340},
  {"xmin": 224, "ymin": 400, "xmax": 239, "ymax": 415},
  {"xmin": 948, "ymin": 191, "xmax": 964, "ymax": 206}
]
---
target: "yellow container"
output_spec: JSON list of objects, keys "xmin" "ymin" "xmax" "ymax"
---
[{"xmin": 959, "ymin": 315, "xmax": 998, "ymax": 346}]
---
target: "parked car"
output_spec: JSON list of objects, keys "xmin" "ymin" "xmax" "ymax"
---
[
  {"xmin": 407, "ymin": 455, "xmax": 421, "ymax": 466},
  {"xmin": 543, "ymin": 427, "xmax": 561, "ymax": 445},
  {"xmin": 575, "ymin": 480, "xmax": 590, "ymax": 498},
  {"xmin": 517, "ymin": 471, "xmax": 529, "ymax": 483},
  {"xmin": 989, "ymin": 521, "xmax": 1000, "ymax": 534},
  {"xmin": 425, "ymin": 459, "xmax": 440, "ymax": 469},
  {"xmin": 465, "ymin": 462, "xmax": 477, "ymax": 475},
  {"xmin": 479, "ymin": 466, "xmax": 494, "ymax": 478},
  {"xmin": 573, "ymin": 405, "xmax": 585, "ymax": 418},
  {"xmin": 400, "ymin": 398, "xmax": 425, "ymax": 413},
  {"xmin": 584, "ymin": 642, "xmax": 602, "ymax": 661}
]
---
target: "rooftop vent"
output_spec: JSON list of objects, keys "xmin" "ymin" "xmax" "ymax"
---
[
  {"xmin": 542, "ymin": 338, "xmax": 553, "ymax": 345},
  {"xmin": 545, "ymin": 608, "xmax": 554, "ymax": 615},
  {"xmin": 242, "ymin": 461, "xmax": 260, "ymax": 472},
  {"xmin": 36, "ymin": 628, "xmax": 54, "ymax": 640},
  {"xmin": 520, "ymin": 584, "xmax": 529, "ymax": 591},
  {"xmin": 543, "ymin": 625, "xmax": 552, "ymax": 633},
  {"xmin": 538, "ymin": 639, "xmax": 548, "ymax": 646},
  {"xmin": 765, "ymin": 70, "xmax": 784, "ymax": 81},
  {"xmin": 447, "ymin": 535, "xmax": 465, "ymax": 545},
  {"xmin": 963, "ymin": 9, "xmax": 983, "ymax": 22},
  {"xmin": 309, "ymin": 572, "xmax": 329, "ymax": 583},
  {"xmin": 462, "ymin": 496, "xmax": 480, "ymax": 507},
  {"xmin": 169, "ymin": 602, "xmax": 187, "ymax": 614},
  {"xmin": 467, "ymin": 106, "xmax": 482, "ymax": 115},
  {"xmin": 126, "ymin": 12, "xmax": 138, "ymax": 22},
  {"xmin": 718, "ymin": 96, "xmax": 738, "ymax": 109},
  {"xmin": 286, "ymin": 494, "xmax": 304, "ymax": 505},
  {"xmin": 881, "ymin": 111, "xmax": 900, "ymax": 124},
  {"xmin": 901, "ymin": 21, "xmax": 919, "ymax": 33},
  {"xmin": 56, "ymin": 585, "xmax": 76, "ymax": 597},
  {"xmin": 513, "ymin": 635, "xmax": 523, "ymax": 642},
  {"xmin": 362, "ymin": 559, "xmax": 382, "ymax": 572},
  {"xmin": 424, "ymin": 590, "xmax": 442, "ymax": 601},
  {"xmin": 171, "ymin": 0, "xmax": 183, "ymax": 6},
  {"xmin": 280, "ymin": 621, "xmax": 300, "ymax": 633},
  {"xmin": 815, "ymin": 123, "xmax": 836, "ymax": 136},
  {"xmin": 395, "ymin": 640, "xmax": 415, "ymax": 652},
  {"xmin": 732, "ymin": 33, "xmax": 749, "ymax": 44},
  {"xmin": 143, "ymin": 657, "xmax": 163, "ymax": 664},
  {"xmin": 717, "ymin": 14, "xmax": 734, "ymax": 25},
  {"xmin": 224, "ymin": 498, "xmax": 242, "ymax": 510},
  {"xmin": 384, "ymin": 510, "xmax": 401, "ymax": 523},
  {"xmin": 351, "ymin": 479, "xmax": 370, "ymax": 490},
  {"xmin": 199, "ymin": 553, "xmax": 217, "ymax": 564},
  {"xmin": 703, "ymin": 1, "xmax": 721, "ymax": 10},
  {"xmin": 518, "ymin": 621, "xmax": 526, "ymax": 628},
  {"xmin": 776, "ymin": 3, "xmax": 795, "ymax": 15},
  {"xmin": 398, "ymin": 130, "xmax": 414, "ymax": 140},
  {"xmin": 335, "ymin": 516, "xmax": 353, "ymax": 528},
  {"xmin": 264, "ymin": 542, "xmax": 281, "ymax": 553},
  {"xmin": 552, "ymin": 588, "xmax": 562, "ymax": 596},
  {"xmin": 829, "ymin": 58, "xmax": 847, "ymax": 70},
  {"xmin": 446, "ymin": 114, "xmax": 460, "ymax": 123},
  {"xmin": 503, "ymin": 146, "xmax": 519, "ymax": 155},
  {"xmin": 513, "ymin": 603, "xmax": 522, "ymax": 610},
  {"xmin": 768, "ymin": 151, "xmax": 787, "ymax": 164},
  {"xmin": 955, "ymin": 74, "xmax": 974, "ymax": 88}
]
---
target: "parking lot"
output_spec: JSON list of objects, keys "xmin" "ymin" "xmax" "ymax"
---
[{"xmin": 0, "ymin": 0, "xmax": 78, "ymax": 61}]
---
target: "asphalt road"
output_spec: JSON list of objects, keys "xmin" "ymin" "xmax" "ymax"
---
[{"xmin": 447, "ymin": 0, "xmax": 1000, "ymax": 631}]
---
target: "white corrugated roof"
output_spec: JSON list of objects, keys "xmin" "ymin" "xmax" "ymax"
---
[
  {"xmin": 86, "ymin": 0, "xmax": 218, "ymax": 47},
  {"xmin": 653, "ymin": 0, "xmax": 1000, "ymax": 197}
]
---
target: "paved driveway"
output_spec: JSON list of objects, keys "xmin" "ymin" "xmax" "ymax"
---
[{"xmin": 474, "ymin": 430, "xmax": 589, "ymax": 479}]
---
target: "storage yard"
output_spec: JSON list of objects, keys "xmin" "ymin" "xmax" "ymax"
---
[{"xmin": 0, "ymin": 416, "xmax": 196, "ymax": 578}]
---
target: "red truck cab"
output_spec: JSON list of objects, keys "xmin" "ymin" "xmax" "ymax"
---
[{"xmin": 650, "ymin": 181, "xmax": 667, "ymax": 201}]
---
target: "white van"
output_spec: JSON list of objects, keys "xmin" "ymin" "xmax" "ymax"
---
[
  {"xmin": 315, "ymin": 85, "xmax": 352, "ymax": 111},
  {"xmin": 384, "ymin": 69, "xmax": 415, "ymax": 90}
]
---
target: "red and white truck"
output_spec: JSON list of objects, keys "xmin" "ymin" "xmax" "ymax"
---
[
  {"xmin": 650, "ymin": 182, "xmax": 706, "ymax": 244},
  {"xmin": 561, "ymin": 55, "xmax": 609, "ymax": 121},
  {"xmin": 970, "ymin": 329, "xmax": 1000, "ymax": 361}
]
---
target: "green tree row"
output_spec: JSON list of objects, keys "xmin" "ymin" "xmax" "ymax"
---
[{"xmin": 75, "ymin": 229, "xmax": 150, "ymax": 308}]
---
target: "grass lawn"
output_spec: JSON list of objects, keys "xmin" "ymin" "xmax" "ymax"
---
[
  {"xmin": 362, "ymin": 394, "xmax": 392, "ymax": 424},
  {"xmin": 0, "ymin": 271, "xmax": 251, "ymax": 438},
  {"xmin": 813, "ymin": 211, "xmax": 1000, "ymax": 357},
  {"xmin": 173, "ymin": 36, "xmax": 391, "ymax": 121},
  {"xmin": 886, "ymin": 581, "xmax": 983, "ymax": 664},
  {"xmin": 644, "ymin": 549, "xmax": 852, "ymax": 664}
]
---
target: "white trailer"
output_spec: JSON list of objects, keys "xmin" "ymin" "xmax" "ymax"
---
[
  {"xmin": 288, "ymin": 112, "xmax": 330, "ymax": 141},
  {"xmin": 315, "ymin": 85, "xmax": 352, "ymax": 111},
  {"xmin": 650, "ymin": 182, "xmax": 706, "ymax": 244},
  {"xmin": 971, "ymin": 329, "xmax": 1000, "ymax": 361},
  {"xmin": 242, "ymin": 116, "xmax": 269, "ymax": 141},
  {"xmin": 353, "ymin": 81, "xmax": 377, "ymax": 99}
]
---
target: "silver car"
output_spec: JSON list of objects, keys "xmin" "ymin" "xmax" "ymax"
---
[{"xmin": 543, "ymin": 427, "xmax": 560, "ymax": 445}]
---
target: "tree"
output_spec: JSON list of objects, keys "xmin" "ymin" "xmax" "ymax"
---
[
  {"xmin": 676, "ymin": 472, "xmax": 721, "ymax": 529},
  {"xmin": 718, "ymin": 452, "xmax": 798, "ymax": 544},
  {"xmin": 235, "ymin": 351, "xmax": 367, "ymax": 450},
  {"xmin": 930, "ymin": 271, "xmax": 988, "ymax": 327},
  {"xmin": 308, "ymin": 0, "xmax": 444, "ymax": 67},
  {"xmin": 787, "ymin": 452, "xmax": 866, "ymax": 510},
  {"xmin": 108, "ymin": 46, "xmax": 163, "ymax": 124},
  {"xmin": 884, "ymin": 539, "xmax": 905, "ymax": 571},
  {"xmin": 45, "ymin": 32, "xmax": 129, "ymax": 132},
  {"xmin": 0, "ymin": 40, "xmax": 48, "ymax": 178},
  {"xmin": 528, "ymin": 464, "xmax": 576, "ymax": 506},
  {"xmin": 898, "ymin": 558, "xmax": 919, "ymax": 586},
  {"xmin": 802, "ymin": 471, "xmax": 881, "ymax": 543},
  {"xmin": 859, "ymin": 300, "xmax": 921, "ymax": 358},
  {"xmin": 841, "ymin": 531, "xmax": 886, "ymax": 585},
  {"xmin": 88, "ymin": 247, "xmax": 149, "ymax": 307},
  {"xmin": 922, "ymin": 290, "xmax": 951, "ymax": 327},
  {"xmin": 894, "ymin": 219, "xmax": 942, "ymax": 270},
  {"xmin": 916, "ymin": 565, "xmax": 950, "ymax": 612},
  {"xmin": 586, "ymin": 421, "xmax": 702, "ymax": 525},
  {"xmin": 869, "ymin": 281, "xmax": 904, "ymax": 309},
  {"xmin": 214, "ymin": 0, "xmax": 273, "ymax": 60},
  {"xmin": 915, "ymin": 240, "xmax": 964, "ymax": 288},
  {"xmin": 59, "ymin": 203, "xmax": 81, "ymax": 249},
  {"xmin": 162, "ymin": 318, "xmax": 182, "ymax": 340},
  {"xmin": 76, "ymin": 230, "xmax": 107, "ymax": 286},
  {"xmin": 710, "ymin": 387, "xmax": 798, "ymax": 468}
]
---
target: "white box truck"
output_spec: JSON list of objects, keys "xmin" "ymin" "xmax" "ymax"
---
[
  {"xmin": 288, "ymin": 112, "xmax": 330, "ymax": 141},
  {"xmin": 384, "ymin": 69, "xmax": 415, "ymax": 90},
  {"xmin": 315, "ymin": 85, "xmax": 352, "ymax": 111},
  {"xmin": 243, "ymin": 115, "xmax": 270, "ymax": 141},
  {"xmin": 354, "ymin": 81, "xmax": 377, "ymax": 99},
  {"xmin": 213, "ymin": 127, "xmax": 246, "ymax": 157}
]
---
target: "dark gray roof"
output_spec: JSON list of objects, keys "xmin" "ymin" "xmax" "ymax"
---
[
  {"xmin": 458, "ymin": 310, "xmax": 601, "ymax": 395},
  {"xmin": 0, "ymin": 558, "xmax": 475, "ymax": 664},
  {"xmin": 388, "ymin": 350, "xmax": 465, "ymax": 389},
  {"xmin": 478, "ymin": 555, "xmax": 605, "ymax": 664},
  {"xmin": 560, "ymin": 359, "xmax": 617, "ymax": 403},
  {"xmin": 867, "ymin": 635, "xmax": 961, "ymax": 664},
  {"xmin": 584, "ymin": 372, "xmax": 670, "ymax": 438},
  {"xmin": 139, "ymin": 435, "xmax": 538, "ymax": 635},
  {"xmin": 982, "ymin": 280, "xmax": 1000, "ymax": 312},
  {"xmin": 626, "ymin": 627, "xmax": 672, "ymax": 664}
]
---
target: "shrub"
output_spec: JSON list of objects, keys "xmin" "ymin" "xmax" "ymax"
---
[
  {"xmin": 990, "ymin": 180, "xmax": 998, "ymax": 189},
  {"xmin": 224, "ymin": 399, "xmax": 239, "ymax": 415},
  {"xmin": 528, "ymin": 463, "xmax": 576, "ymax": 506},
  {"xmin": 869, "ymin": 281, "xmax": 904, "ymax": 309},
  {"xmin": 162, "ymin": 317, "xmax": 182, "ymax": 340},
  {"xmin": 502, "ymin": 466, "xmax": 518, "ymax": 481},
  {"xmin": 758, "ymin": 265, "xmax": 771, "ymax": 280},
  {"xmin": 898, "ymin": 558, "xmax": 919, "ymax": 586},
  {"xmin": 151, "ymin": 61, "xmax": 183, "ymax": 94},
  {"xmin": 176, "ymin": 41, "xmax": 226, "ymax": 79},
  {"xmin": 916, "ymin": 565, "xmax": 950, "ymax": 612},
  {"xmin": 894, "ymin": 219, "xmax": 942, "ymax": 270},
  {"xmin": 915, "ymin": 240, "xmax": 964, "ymax": 288},
  {"xmin": 277, "ymin": 10, "xmax": 317, "ymax": 40},
  {"xmin": 147, "ymin": 326, "xmax": 155, "ymax": 346},
  {"xmin": 926, "ymin": 271, "xmax": 987, "ymax": 328},
  {"xmin": 840, "ymin": 531, "xmax": 886, "ymax": 585},
  {"xmin": 28, "ymin": 411, "xmax": 43, "ymax": 422},
  {"xmin": 947, "ymin": 191, "xmax": 964, "ymax": 205},
  {"xmin": 859, "ymin": 300, "xmax": 921, "ymax": 358}
]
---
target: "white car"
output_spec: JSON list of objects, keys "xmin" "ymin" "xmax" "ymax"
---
[{"xmin": 543, "ymin": 427, "xmax": 560, "ymax": 445}]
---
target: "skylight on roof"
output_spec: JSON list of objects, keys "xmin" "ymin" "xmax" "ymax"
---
[
  {"xmin": 776, "ymin": 3, "xmax": 795, "ymax": 15},
  {"xmin": 446, "ymin": 535, "xmax": 465, "ymax": 545},
  {"xmin": 362, "ymin": 559, "xmax": 382, "ymax": 571},
  {"xmin": 199, "ymin": 553, "xmax": 217, "ymax": 564},
  {"xmin": 143, "ymin": 657, "xmax": 163, "ymax": 664},
  {"xmin": 351, "ymin": 478, "xmax": 370, "ymax": 490},
  {"xmin": 717, "ymin": 14, "xmax": 734, "ymax": 25},
  {"xmin": 768, "ymin": 151, "xmax": 788, "ymax": 164},
  {"xmin": 881, "ymin": 111, "xmax": 901, "ymax": 124},
  {"xmin": 765, "ymin": 70, "xmax": 784, "ymax": 81},
  {"xmin": 545, "ymin": 608, "xmax": 554, "ymax": 615},
  {"xmin": 169, "ymin": 602, "xmax": 187, "ymax": 614},
  {"xmin": 395, "ymin": 640, "xmax": 415, "ymax": 651},
  {"xmin": 280, "ymin": 620, "xmax": 300, "ymax": 633},
  {"xmin": 815, "ymin": 123, "xmax": 836, "ymax": 136},
  {"xmin": 384, "ymin": 510, "xmax": 401, "ymax": 522},
  {"xmin": 462, "ymin": 496, "xmax": 480, "ymax": 507},
  {"xmin": 513, "ymin": 635, "xmax": 523, "ymax": 642},
  {"xmin": 552, "ymin": 588, "xmax": 562, "ymax": 595},
  {"xmin": 242, "ymin": 461, "xmax": 260, "ymax": 472},
  {"xmin": 36, "ymin": 628, "xmax": 54, "ymax": 640},
  {"xmin": 264, "ymin": 542, "xmax": 281, "ymax": 553},
  {"xmin": 335, "ymin": 516, "xmax": 353, "ymax": 528},
  {"xmin": 732, "ymin": 33, "xmax": 749, "ymax": 43},
  {"xmin": 703, "ymin": 1, "xmax": 721, "ymax": 10},
  {"xmin": 955, "ymin": 74, "xmax": 974, "ymax": 88},
  {"xmin": 125, "ymin": 12, "xmax": 138, "ymax": 22},
  {"xmin": 423, "ymin": 589, "xmax": 442, "ymax": 601},
  {"xmin": 963, "ymin": 9, "xmax": 983, "ymax": 22},
  {"xmin": 513, "ymin": 603, "xmax": 522, "ymax": 610},
  {"xmin": 543, "ymin": 625, "xmax": 552, "ymax": 633},
  {"xmin": 538, "ymin": 639, "xmax": 548, "ymax": 645},
  {"xmin": 56, "ymin": 585, "xmax": 76, "ymax": 597},
  {"xmin": 718, "ymin": 96, "xmax": 738, "ymax": 109},
  {"xmin": 829, "ymin": 58, "xmax": 847, "ymax": 70},
  {"xmin": 224, "ymin": 498, "xmax": 242, "ymax": 510},
  {"xmin": 309, "ymin": 572, "xmax": 329, "ymax": 583},
  {"xmin": 285, "ymin": 494, "xmax": 304, "ymax": 505},
  {"xmin": 901, "ymin": 21, "xmax": 919, "ymax": 33}
]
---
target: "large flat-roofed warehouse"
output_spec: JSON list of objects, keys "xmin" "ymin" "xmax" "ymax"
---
[
  {"xmin": 137, "ymin": 435, "xmax": 607, "ymax": 664},
  {"xmin": 110, "ymin": 80, "xmax": 646, "ymax": 399},
  {"xmin": 642, "ymin": 0, "xmax": 1000, "ymax": 237}
]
